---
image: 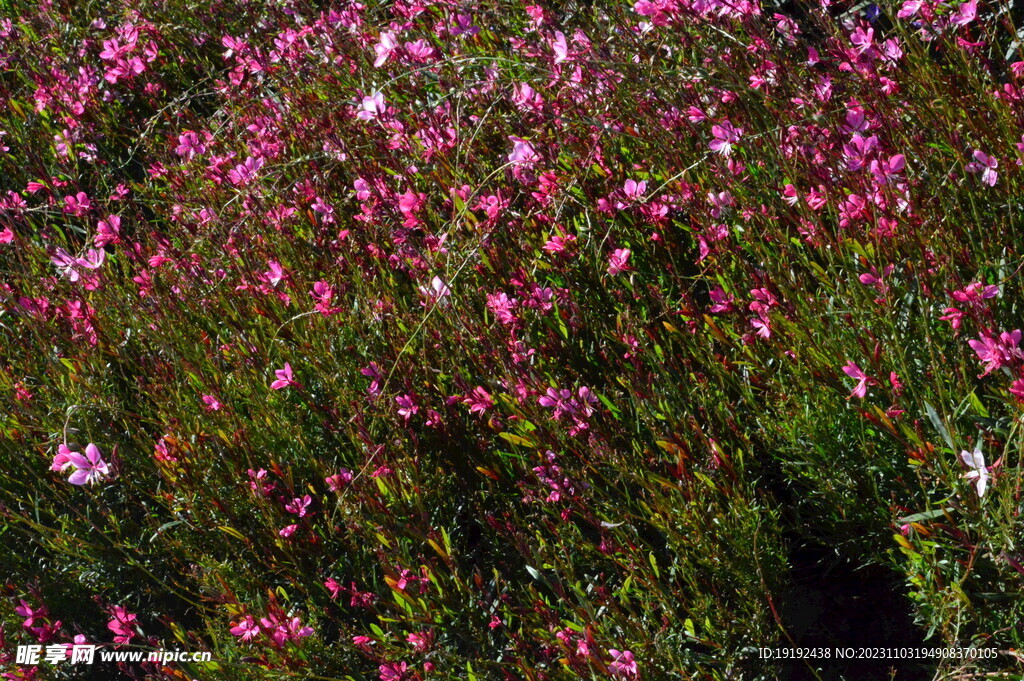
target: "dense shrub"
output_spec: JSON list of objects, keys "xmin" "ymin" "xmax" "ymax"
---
[{"xmin": 2, "ymin": 0, "xmax": 1024, "ymax": 679}]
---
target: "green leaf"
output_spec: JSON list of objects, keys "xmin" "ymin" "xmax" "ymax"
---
[
  {"xmin": 924, "ymin": 401, "xmax": 954, "ymax": 450},
  {"xmin": 217, "ymin": 526, "xmax": 246, "ymax": 542},
  {"xmin": 898, "ymin": 507, "xmax": 955, "ymax": 524},
  {"xmin": 499, "ymin": 432, "xmax": 536, "ymax": 448}
]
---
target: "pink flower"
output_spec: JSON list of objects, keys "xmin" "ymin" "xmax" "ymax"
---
[
  {"xmin": 15, "ymin": 600, "xmax": 48, "ymax": 629},
  {"xmin": 263, "ymin": 261, "xmax": 285, "ymax": 287},
  {"xmin": 396, "ymin": 394, "xmax": 419, "ymax": 421},
  {"xmin": 270, "ymin": 363, "xmax": 298, "ymax": 390},
  {"xmin": 63, "ymin": 192, "xmax": 92, "ymax": 216},
  {"xmin": 202, "ymin": 395, "xmax": 222, "ymax": 411},
  {"xmin": 311, "ymin": 281, "xmax": 340, "ymax": 316},
  {"xmin": 60, "ymin": 443, "xmax": 111, "ymax": 486},
  {"xmin": 966, "ymin": 150, "xmax": 998, "ymax": 186},
  {"xmin": 463, "ymin": 386, "xmax": 494, "ymax": 416},
  {"xmin": 95, "ymin": 215, "xmax": 121, "ymax": 247},
  {"xmin": 940, "ymin": 307, "xmax": 964, "ymax": 330},
  {"xmin": 751, "ymin": 308, "xmax": 771, "ymax": 339},
  {"xmin": 227, "ymin": 156, "xmax": 264, "ymax": 186},
  {"xmin": 952, "ymin": 282, "xmax": 999, "ymax": 304},
  {"xmin": 326, "ymin": 469, "xmax": 353, "ymax": 492},
  {"xmin": 508, "ymin": 137, "xmax": 539, "ymax": 166},
  {"xmin": 285, "ymin": 495, "xmax": 312, "ymax": 517},
  {"xmin": 290, "ymin": 615, "xmax": 316, "ymax": 647},
  {"xmin": 379, "ymin": 662, "xmax": 408, "ymax": 681},
  {"xmin": 373, "ymin": 32, "xmax": 398, "ymax": 68},
  {"xmin": 608, "ymin": 649, "xmax": 638, "ymax": 677},
  {"xmin": 968, "ymin": 330, "xmax": 1022, "ymax": 376},
  {"xmin": 709, "ymin": 120, "xmax": 741, "ymax": 155},
  {"xmin": 898, "ymin": 0, "xmax": 922, "ymax": 18},
  {"xmin": 608, "ymin": 248, "xmax": 631, "ymax": 275},
  {"xmin": 623, "ymin": 179, "xmax": 646, "ymax": 200},
  {"xmin": 418, "ymin": 276, "xmax": 451, "ymax": 306},
  {"xmin": 357, "ymin": 92, "xmax": 385, "ymax": 120},
  {"xmin": 842, "ymin": 362, "xmax": 870, "ymax": 399},
  {"xmin": 708, "ymin": 287, "xmax": 734, "ymax": 313},
  {"xmin": 107, "ymin": 606, "xmax": 137, "ymax": 645},
  {"xmin": 51, "ymin": 444, "xmax": 75, "ymax": 473},
  {"xmin": 551, "ymin": 31, "xmax": 569, "ymax": 63},
  {"xmin": 543, "ymin": 233, "xmax": 576, "ymax": 255},
  {"xmin": 539, "ymin": 387, "xmax": 572, "ymax": 418},
  {"xmin": 487, "ymin": 291, "xmax": 518, "ymax": 325},
  {"xmin": 406, "ymin": 630, "xmax": 432, "ymax": 652},
  {"xmin": 175, "ymin": 131, "xmax": 206, "ymax": 159},
  {"xmin": 951, "ymin": 0, "xmax": 977, "ymax": 26},
  {"xmin": 50, "ymin": 248, "xmax": 85, "ymax": 281},
  {"xmin": 76, "ymin": 248, "xmax": 106, "ymax": 270},
  {"xmin": 361, "ymin": 362, "xmax": 383, "ymax": 397},
  {"xmin": 849, "ymin": 25, "xmax": 874, "ymax": 55},
  {"xmin": 229, "ymin": 616, "xmax": 260, "ymax": 643}
]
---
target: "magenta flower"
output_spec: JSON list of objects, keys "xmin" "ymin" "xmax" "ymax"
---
[
  {"xmin": 940, "ymin": 307, "xmax": 964, "ymax": 331},
  {"xmin": 709, "ymin": 120, "xmax": 741, "ymax": 155},
  {"xmin": 326, "ymin": 469, "xmax": 353, "ymax": 492},
  {"xmin": 51, "ymin": 444, "xmax": 75, "ymax": 474},
  {"xmin": 357, "ymin": 92, "xmax": 385, "ymax": 121},
  {"xmin": 15, "ymin": 600, "xmax": 48, "ymax": 629},
  {"xmin": 608, "ymin": 248, "xmax": 632, "ymax": 275},
  {"xmin": 285, "ymin": 495, "xmax": 312, "ymax": 517},
  {"xmin": 507, "ymin": 136, "xmax": 539, "ymax": 166},
  {"xmin": 849, "ymin": 25, "xmax": 874, "ymax": 55},
  {"xmin": 396, "ymin": 394, "xmax": 419, "ymax": 421},
  {"xmin": 841, "ymin": 362, "xmax": 870, "ymax": 399},
  {"xmin": 608, "ymin": 649, "xmax": 639, "ymax": 677},
  {"xmin": 463, "ymin": 386, "xmax": 494, "ymax": 416},
  {"xmin": 95, "ymin": 215, "xmax": 122, "ymax": 247},
  {"xmin": 361, "ymin": 362, "xmax": 383, "ymax": 397},
  {"xmin": 76, "ymin": 248, "xmax": 106, "ymax": 270},
  {"xmin": 418, "ymin": 276, "xmax": 451, "ymax": 306},
  {"xmin": 968, "ymin": 330, "xmax": 1022, "ymax": 377},
  {"xmin": 952, "ymin": 282, "xmax": 999, "ymax": 304},
  {"xmin": 55, "ymin": 443, "xmax": 110, "ymax": 486},
  {"xmin": 227, "ymin": 156, "xmax": 264, "ymax": 186},
  {"xmin": 230, "ymin": 616, "xmax": 260, "ymax": 643},
  {"xmin": 539, "ymin": 387, "xmax": 571, "ymax": 411},
  {"xmin": 708, "ymin": 287, "xmax": 734, "ymax": 313},
  {"xmin": 1011, "ymin": 379, "xmax": 1024, "ymax": 402},
  {"xmin": 966, "ymin": 150, "xmax": 998, "ymax": 186},
  {"xmin": 286, "ymin": 617, "xmax": 314, "ymax": 640},
  {"xmin": 175, "ymin": 131, "xmax": 206, "ymax": 159},
  {"xmin": 270, "ymin": 363, "xmax": 298, "ymax": 390},
  {"xmin": 202, "ymin": 395, "xmax": 222, "ymax": 411},
  {"xmin": 107, "ymin": 606, "xmax": 137, "ymax": 645},
  {"xmin": 51, "ymin": 248, "xmax": 82, "ymax": 281},
  {"xmin": 551, "ymin": 31, "xmax": 568, "ymax": 63},
  {"xmin": 407, "ymin": 630, "xmax": 432, "ymax": 652},
  {"xmin": 623, "ymin": 179, "xmax": 647, "ymax": 200},
  {"xmin": 379, "ymin": 662, "xmax": 408, "ymax": 681},
  {"xmin": 263, "ymin": 261, "xmax": 285, "ymax": 287},
  {"xmin": 373, "ymin": 31, "xmax": 398, "ymax": 67}
]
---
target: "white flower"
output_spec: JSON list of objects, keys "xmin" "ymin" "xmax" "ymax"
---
[{"xmin": 960, "ymin": 442, "xmax": 989, "ymax": 497}]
